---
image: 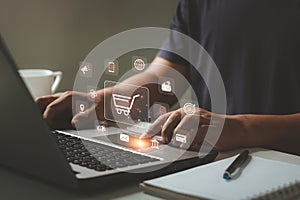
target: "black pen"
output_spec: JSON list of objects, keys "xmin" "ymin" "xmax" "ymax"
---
[{"xmin": 223, "ymin": 150, "xmax": 250, "ymax": 180}]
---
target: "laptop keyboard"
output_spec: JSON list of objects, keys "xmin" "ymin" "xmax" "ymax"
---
[{"xmin": 52, "ymin": 131, "xmax": 159, "ymax": 172}]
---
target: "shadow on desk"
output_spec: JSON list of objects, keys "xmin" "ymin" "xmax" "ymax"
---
[
  {"xmin": 0, "ymin": 153, "xmax": 216, "ymax": 200},
  {"xmin": 0, "ymin": 165, "xmax": 145, "ymax": 200},
  {"xmin": 2, "ymin": 149, "xmax": 299, "ymax": 199},
  {"xmin": 0, "ymin": 148, "xmax": 218, "ymax": 199}
]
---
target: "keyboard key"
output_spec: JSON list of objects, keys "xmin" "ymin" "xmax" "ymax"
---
[{"xmin": 52, "ymin": 131, "xmax": 159, "ymax": 172}]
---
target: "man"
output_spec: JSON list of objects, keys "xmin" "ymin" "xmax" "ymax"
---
[{"xmin": 37, "ymin": 0, "xmax": 300, "ymax": 155}]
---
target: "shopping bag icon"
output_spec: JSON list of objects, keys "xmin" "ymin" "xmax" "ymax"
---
[{"xmin": 161, "ymin": 81, "xmax": 172, "ymax": 92}]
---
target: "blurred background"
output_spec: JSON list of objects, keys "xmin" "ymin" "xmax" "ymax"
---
[{"xmin": 0, "ymin": 0, "xmax": 177, "ymax": 91}]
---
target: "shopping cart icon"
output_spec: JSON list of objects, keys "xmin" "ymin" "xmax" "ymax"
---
[{"xmin": 112, "ymin": 93, "xmax": 140, "ymax": 116}]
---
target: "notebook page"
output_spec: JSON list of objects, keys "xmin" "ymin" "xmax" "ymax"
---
[{"xmin": 143, "ymin": 156, "xmax": 300, "ymax": 200}]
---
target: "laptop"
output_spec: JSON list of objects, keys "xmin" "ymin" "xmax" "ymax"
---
[{"xmin": 0, "ymin": 35, "xmax": 217, "ymax": 190}]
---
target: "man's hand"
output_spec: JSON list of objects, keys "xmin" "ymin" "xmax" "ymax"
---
[
  {"xmin": 35, "ymin": 90, "xmax": 111, "ymax": 130},
  {"xmin": 145, "ymin": 107, "xmax": 247, "ymax": 151}
]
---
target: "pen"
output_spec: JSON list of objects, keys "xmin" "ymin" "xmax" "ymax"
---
[{"xmin": 223, "ymin": 150, "xmax": 250, "ymax": 180}]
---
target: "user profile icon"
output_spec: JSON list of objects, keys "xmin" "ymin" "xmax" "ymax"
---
[
  {"xmin": 150, "ymin": 102, "xmax": 169, "ymax": 122},
  {"xmin": 96, "ymin": 125, "xmax": 106, "ymax": 133},
  {"xmin": 89, "ymin": 89, "xmax": 97, "ymax": 99},
  {"xmin": 95, "ymin": 120, "xmax": 108, "ymax": 134}
]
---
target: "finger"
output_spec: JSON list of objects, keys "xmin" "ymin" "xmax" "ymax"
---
[
  {"xmin": 161, "ymin": 110, "xmax": 182, "ymax": 143},
  {"xmin": 43, "ymin": 91, "xmax": 87, "ymax": 127},
  {"xmin": 172, "ymin": 122, "xmax": 209, "ymax": 151},
  {"xmin": 169, "ymin": 128, "xmax": 193, "ymax": 149},
  {"xmin": 172, "ymin": 115, "xmax": 199, "ymax": 149},
  {"xmin": 94, "ymin": 100, "xmax": 107, "ymax": 122},
  {"xmin": 174, "ymin": 114, "xmax": 201, "ymax": 134},
  {"xmin": 179, "ymin": 129, "xmax": 194, "ymax": 149},
  {"xmin": 71, "ymin": 105, "xmax": 97, "ymax": 130},
  {"xmin": 140, "ymin": 112, "xmax": 172, "ymax": 138},
  {"xmin": 35, "ymin": 93, "xmax": 63, "ymax": 112}
]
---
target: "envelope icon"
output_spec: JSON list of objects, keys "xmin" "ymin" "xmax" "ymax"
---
[{"xmin": 120, "ymin": 133, "xmax": 130, "ymax": 143}]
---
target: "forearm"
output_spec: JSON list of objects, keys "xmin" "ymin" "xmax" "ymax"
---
[
  {"xmin": 120, "ymin": 70, "xmax": 178, "ymax": 106},
  {"xmin": 105, "ymin": 56, "xmax": 189, "ymax": 107},
  {"xmin": 240, "ymin": 113, "xmax": 300, "ymax": 155}
]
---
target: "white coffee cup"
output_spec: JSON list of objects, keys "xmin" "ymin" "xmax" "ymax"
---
[{"xmin": 18, "ymin": 69, "xmax": 63, "ymax": 99}]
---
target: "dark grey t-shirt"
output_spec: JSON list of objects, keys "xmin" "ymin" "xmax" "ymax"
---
[{"xmin": 158, "ymin": 0, "xmax": 300, "ymax": 114}]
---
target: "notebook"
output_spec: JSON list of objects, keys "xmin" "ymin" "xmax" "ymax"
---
[{"xmin": 141, "ymin": 155, "xmax": 300, "ymax": 200}]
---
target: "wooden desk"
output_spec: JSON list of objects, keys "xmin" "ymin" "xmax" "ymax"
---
[{"xmin": 0, "ymin": 149, "xmax": 299, "ymax": 199}]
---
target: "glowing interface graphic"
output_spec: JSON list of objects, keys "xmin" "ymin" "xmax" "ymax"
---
[
  {"xmin": 79, "ymin": 62, "xmax": 92, "ymax": 77},
  {"xmin": 79, "ymin": 104, "xmax": 85, "ymax": 112},
  {"xmin": 183, "ymin": 103, "xmax": 196, "ymax": 115},
  {"xmin": 96, "ymin": 125, "xmax": 106, "ymax": 133},
  {"xmin": 112, "ymin": 94, "xmax": 140, "ymax": 116},
  {"xmin": 133, "ymin": 58, "xmax": 146, "ymax": 71},
  {"xmin": 75, "ymin": 101, "xmax": 89, "ymax": 115},
  {"xmin": 89, "ymin": 89, "xmax": 97, "ymax": 99},
  {"xmin": 159, "ymin": 77, "xmax": 175, "ymax": 94},
  {"xmin": 105, "ymin": 59, "xmax": 119, "ymax": 76},
  {"xmin": 161, "ymin": 81, "xmax": 172, "ymax": 92},
  {"xmin": 120, "ymin": 133, "xmax": 130, "ymax": 143},
  {"xmin": 175, "ymin": 134, "xmax": 187, "ymax": 143},
  {"xmin": 151, "ymin": 139, "xmax": 159, "ymax": 149},
  {"xmin": 104, "ymin": 80, "xmax": 149, "ymax": 128},
  {"xmin": 72, "ymin": 27, "xmax": 227, "ymax": 174},
  {"xmin": 150, "ymin": 103, "xmax": 169, "ymax": 122},
  {"xmin": 108, "ymin": 61, "xmax": 115, "ymax": 73}
]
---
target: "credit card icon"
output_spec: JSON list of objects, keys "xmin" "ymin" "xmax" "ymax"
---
[
  {"xmin": 120, "ymin": 133, "xmax": 130, "ymax": 143},
  {"xmin": 175, "ymin": 134, "xmax": 187, "ymax": 143}
]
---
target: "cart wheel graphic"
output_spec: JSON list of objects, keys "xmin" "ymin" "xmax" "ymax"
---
[
  {"xmin": 124, "ymin": 111, "xmax": 130, "ymax": 116},
  {"xmin": 112, "ymin": 94, "xmax": 140, "ymax": 116},
  {"xmin": 116, "ymin": 109, "xmax": 122, "ymax": 114}
]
